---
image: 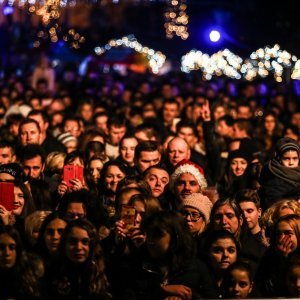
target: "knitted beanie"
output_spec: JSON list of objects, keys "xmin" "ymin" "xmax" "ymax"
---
[
  {"xmin": 179, "ymin": 193, "xmax": 213, "ymax": 223},
  {"xmin": 0, "ymin": 163, "xmax": 25, "ymax": 181},
  {"xmin": 170, "ymin": 159, "xmax": 207, "ymax": 192},
  {"xmin": 228, "ymin": 149, "xmax": 252, "ymax": 165},
  {"xmin": 57, "ymin": 132, "xmax": 77, "ymax": 145},
  {"xmin": 275, "ymin": 137, "xmax": 300, "ymax": 158}
]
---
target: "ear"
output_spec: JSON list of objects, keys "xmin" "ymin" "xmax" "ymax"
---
[
  {"xmin": 258, "ymin": 208, "xmax": 262, "ymax": 218},
  {"xmin": 187, "ymin": 149, "xmax": 191, "ymax": 160},
  {"xmin": 249, "ymin": 281, "xmax": 253, "ymax": 294},
  {"xmin": 239, "ymin": 215, "xmax": 243, "ymax": 226},
  {"xmin": 41, "ymin": 163, "xmax": 45, "ymax": 172}
]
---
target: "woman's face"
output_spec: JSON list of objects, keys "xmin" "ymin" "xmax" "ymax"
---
[
  {"xmin": 133, "ymin": 200, "xmax": 146, "ymax": 227},
  {"xmin": 146, "ymin": 229, "xmax": 171, "ymax": 259},
  {"xmin": 145, "ymin": 168, "xmax": 169, "ymax": 198},
  {"xmin": 226, "ymin": 269, "xmax": 252, "ymax": 299},
  {"xmin": 120, "ymin": 138, "xmax": 138, "ymax": 165},
  {"xmin": 276, "ymin": 221, "xmax": 298, "ymax": 253},
  {"xmin": 239, "ymin": 201, "xmax": 261, "ymax": 233},
  {"xmin": 88, "ymin": 159, "xmax": 103, "ymax": 184},
  {"xmin": 44, "ymin": 218, "xmax": 67, "ymax": 255},
  {"xmin": 104, "ymin": 165, "xmax": 125, "ymax": 193},
  {"xmin": 213, "ymin": 204, "xmax": 241, "ymax": 236},
  {"xmin": 13, "ymin": 186, "xmax": 24, "ymax": 216},
  {"xmin": 65, "ymin": 227, "xmax": 90, "ymax": 264},
  {"xmin": 230, "ymin": 158, "xmax": 248, "ymax": 177},
  {"xmin": 67, "ymin": 157, "xmax": 84, "ymax": 167},
  {"xmin": 210, "ymin": 237, "xmax": 237, "ymax": 270},
  {"xmin": 0, "ymin": 233, "xmax": 16, "ymax": 269},
  {"xmin": 264, "ymin": 115, "xmax": 276, "ymax": 133},
  {"xmin": 180, "ymin": 207, "xmax": 205, "ymax": 234},
  {"xmin": 286, "ymin": 265, "xmax": 300, "ymax": 297},
  {"xmin": 280, "ymin": 150, "xmax": 299, "ymax": 168}
]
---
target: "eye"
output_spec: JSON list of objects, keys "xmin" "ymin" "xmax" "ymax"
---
[{"xmin": 228, "ymin": 247, "xmax": 236, "ymax": 254}]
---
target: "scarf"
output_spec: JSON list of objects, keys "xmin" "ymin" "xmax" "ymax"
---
[{"xmin": 268, "ymin": 159, "xmax": 300, "ymax": 186}]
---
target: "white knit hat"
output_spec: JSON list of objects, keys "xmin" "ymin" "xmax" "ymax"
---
[
  {"xmin": 57, "ymin": 132, "xmax": 77, "ymax": 145},
  {"xmin": 179, "ymin": 193, "xmax": 213, "ymax": 223},
  {"xmin": 170, "ymin": 159, "xmax": 207, "ymax": 192}
]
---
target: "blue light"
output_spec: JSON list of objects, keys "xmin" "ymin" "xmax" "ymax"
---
[
  {"xmin": 3, "ymin": 5, "xmax": 14, "ymax": 16},
  {"xmin": 209, "ymin": 30, "xmax": 221, "ymax": 42}
]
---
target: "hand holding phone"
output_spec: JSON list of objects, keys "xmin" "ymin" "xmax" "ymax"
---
[
  {"xmin": 0, "ymin": 182, "xmax": 14, "ymax": 211},
  {"xmin": 120, "ymin": 205, "xmax": 136, "ymax": 230},
  {"xmin": 63, "ymin": 165, "xmax": 84, "ymax": 187}
]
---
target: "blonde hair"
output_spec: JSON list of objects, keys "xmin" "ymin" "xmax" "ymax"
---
[
  {"xmin": 25, "ymin": 210, "xmax": 52, "ymax": 245},
  {"xmin": 261, "ymin": 199, "xmax": 300, "ymax": 229},
  {"xmin": 45, "ymin": 151, "xmax": 67, "ymax": 175}
]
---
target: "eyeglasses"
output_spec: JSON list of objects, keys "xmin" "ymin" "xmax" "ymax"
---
[{"xmin": 180, "ymin": 210, "xmax": 203, "ymax": 222}]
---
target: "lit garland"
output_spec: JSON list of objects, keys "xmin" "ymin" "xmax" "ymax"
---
[
  {"xmin": 291, "ymin": 59, "xmax": 300, "ymax": 80},
  {"xmin": 181, "ymin": 45, "xmax": 299, "ymax": 81},
  {"xmin": 94, "ymin": 35, "xmax": 166, "ymax": 74},
  {"xmin": 241, "ymin": 44, "xmax": 295, "ymax": 82},
  {"xmin": 181, "ymin": 49, "xmax": 242, "ymax": 80},
  {"xmin": 164, "ymin": 0, "xmax": 189, "ymax": 40}
]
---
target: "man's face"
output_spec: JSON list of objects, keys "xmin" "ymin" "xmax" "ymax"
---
[
  {"xmin": 95, "ymin": 115, "xmax": 108, "ymax": 134},
  {"xmin": 136, "ymin": 150, "xmax": 161, "ymax": 173},
  {"xmin": 232, "ymin": 124, "xmax": 246, "ymax": 139},
  {"xmin": 23, "ymin": 155, "xmax": 44, "ymax": 179},
  {"xmin": 19, "ymin": 122, "xmax": 41, "ymax": 146},
  {"xmin": 174, "ymin": 173, "xmax": 201, "ymax": 202},
  {"xmin": 167, "ymin": 138, "xmax": 190, "ymax": 166},
  {"xmin": 216, "ymin": 120, "xmax": 233, "ymax": 138},
  {"xmin": 64, "ymin": 120, "xmax": 81, "ymax": 138},
  {"xmin": 29, "ymin": 114, "xmax": 48, "ymax": 135},
  {"xmin": 0, "ymin": 147, "xmax": 15, "ymax": 165},
  {"xmin": 237, "ymin": 106, "xmax": 252, "ymax": 119},
  {"xmin": 177, "ymin": 127, "xmax": 197, "ymax": 148},
  {"xmin": 109, "ymin": 125, "xmax": 126, "ymax": 145},
  {"xmin": 163, "ymin": 103, "xmax": 179, "ymax": 125}
]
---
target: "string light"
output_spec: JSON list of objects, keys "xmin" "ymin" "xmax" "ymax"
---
[
  {"xmin": 164, "ymin": 0, "xmax": 189, "ymax": 40},
  {"xmin": 94, "ymin": 35, "xmax": 166, "ymax": 74},
  {"xmin": 181, "ymin": 45, "xmax": 299, "ymax": 82},
  {"xmin": 181, "ymin": 49, "xmax": 242, "ymax": 80}
]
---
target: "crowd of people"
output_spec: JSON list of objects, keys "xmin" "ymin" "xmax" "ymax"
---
[{"xmin": 0, "ymin": 52, "xmax": 300, "ymax": 299}]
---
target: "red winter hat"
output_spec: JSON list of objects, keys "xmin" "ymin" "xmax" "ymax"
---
[{"xmin": 170, "ymin": 159, "xmax": 207, "ymax": 192}]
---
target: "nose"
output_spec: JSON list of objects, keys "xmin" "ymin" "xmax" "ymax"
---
[
  {"xmin": 53, "ymin": 230, "xmax": 60, "ymax": 240},
  {"xmin": 155, "ymin": 180, "xmax": 161, "ymax": 187},
  {"xmin": 92, "ymin": 169, "xmax": 97, "ymax": 177}
]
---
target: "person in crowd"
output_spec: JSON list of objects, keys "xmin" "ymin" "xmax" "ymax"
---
[
  {"xmin": 28, "ymin": 110, "xmax": 66, "ymax": 154},
  {"xmin": 56, "ymin": 132, "xmax": 77, "ymax": 153},
  {"xmin": 98, "ymin": 160, "xmax": 127, "ymax": 220},
  {"xmin": 44, "ymin": 218, "xmax": 112, "ymax": 299},
  {"xmin": 284, "ymin": 255, "xmax": 300, "ymax": 298},
  {"xmin": 56, "ymin": 151, "xmax": 87, "ymax": 199},
  {"xmin": 134, "ymin": 140, "xmax": 162, "ymax": 174},
  {"xmin": 259, "ymin": 137, "xmax": 300, "ymax": 209},
  {"xmin": 260, "ymin": 198, "xmax": 300, "ymax": 239},
  {"xmin": 0, "ymin": 225, "xmax": 44, "ymax": 299},
  {"xmin": 236, "ymin": 189, "xmax": 269, "ymax": 250},
  {"xmin": 179, "ymin": 192, "xmax": 213, "ymax": 254},
  {"xmin": 217, "ymin": 149, "xmax": 253, "ymax": 198},
  {"xmin": 255, "ymin": 214, "xmax": 300, "ymax": 297},
  {"xmin": 220, "ymin": 260, "xmax": 254, "ymax": 299},
  {"xmin": 36, "ymin": 211, "xmax": 68, "ymax": 268},
  {"xmin": 105, "ymin": 116, "xmax": 127, "ymax": 160},
  {"xmin": 24, "ymin": 210, "xmax": 52, "ymax": 250},
  {"xmin": 169, "ymin": 159, "xmax": 208, "ymax": 208},
  {"xmin": 18, "ymin": 118, "xmax": 42, "ymax": 147},
  {"xmin": 117, "ymin": 210, "xmax": 217, "ymax": 299},
  {"xmin": 85, "ymin": 154, "xmax": 104, "ymax": 191},
  {"xmin": 117, "ymin": 135, "xmax": 138, "ymax": 170},
  {"xmin": 204, "ymin": 229, "xmax": 240, "ymax": 295},
  {"xmin": 0, "ymin": 141, "xmax": 16, "ymax": 165},
  {"xmin": 142, "ymin": 165, "xmax": 171, "ymax": 209}
]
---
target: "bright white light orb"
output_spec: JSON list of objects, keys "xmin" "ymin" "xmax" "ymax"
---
[{"xmin": 209, "ymin": 30, "xmax": 220, "ymax": 42}]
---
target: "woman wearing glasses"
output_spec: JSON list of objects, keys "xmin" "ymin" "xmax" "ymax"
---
[{"xmin": 179, "ymin": 193, "xmax": 213, "ymax": 255}]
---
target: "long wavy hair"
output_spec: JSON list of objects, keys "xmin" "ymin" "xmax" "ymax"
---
[
  {"xmin": 141, "ymin": 211, "xmax": 195, "ymax": 274},
  {"xmin": 55, "ymin": 218, "xmax": 109, "ymax": 296},
  {"xmin": 0, "ymin": 225, "xmax": 42, "ymax": 297}
]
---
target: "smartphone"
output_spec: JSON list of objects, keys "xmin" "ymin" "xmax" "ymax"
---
[
  {"xmin": 63, "ymin": 165, "xmax": 84, "ymax": 187},
  {"xmin": 0, "ymin": 182, "xmax": 14, "ymax": 211},
  {"xmin": 120, "ymin": 205, "xmax": 136, "ymax": 230}
]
